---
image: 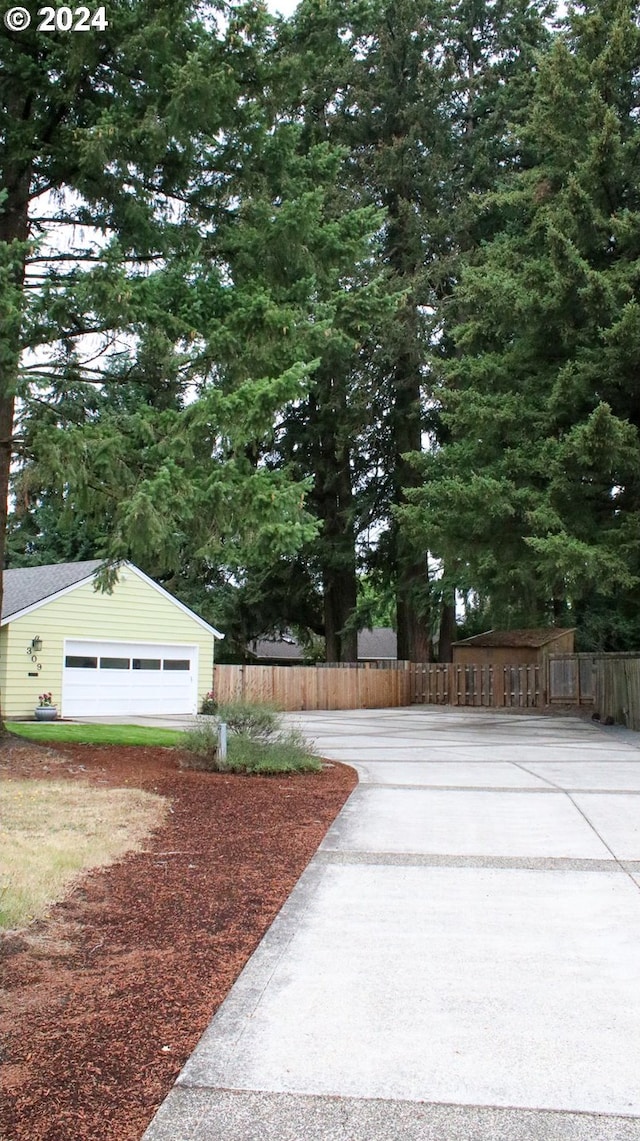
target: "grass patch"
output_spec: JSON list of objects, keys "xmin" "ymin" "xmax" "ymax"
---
[
  {"xmin": 0, "ymin": 779, "xmax": 167, "ymax": 930},
  {"xmin": 7, "ymin": 722, "xmax": 186, "ymax": 748}
]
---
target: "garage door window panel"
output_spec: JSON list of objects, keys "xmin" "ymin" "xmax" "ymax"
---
[{"xmin": 63, "ymin": 641, "xmax": 198, "ymax": 716}]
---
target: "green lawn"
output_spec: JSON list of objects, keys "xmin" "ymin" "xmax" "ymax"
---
[{"xmin": 7, "ymin": 722, "xmax": 186, "ymax": 748}]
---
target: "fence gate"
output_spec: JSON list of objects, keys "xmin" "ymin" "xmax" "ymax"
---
[
  {"xmin": 409, "ymin": 663, "xmax": 542, "ymax": 708},
  {"xmin": 548, "ymin": 655, "xmax": 595, "ymax": 705}
]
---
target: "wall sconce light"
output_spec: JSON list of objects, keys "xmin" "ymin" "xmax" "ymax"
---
[{"xmin": 31, "ymin": 636, "xmax": 43, "ymax": 652}]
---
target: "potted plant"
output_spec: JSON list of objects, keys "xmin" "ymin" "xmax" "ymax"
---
[
  {"xmin": 35, "ymin": 692, "xmax": 58, "ymax": 721},
  {"xmin": 200, "ymin": 691, "xmax": 217, "ymax": 716}
]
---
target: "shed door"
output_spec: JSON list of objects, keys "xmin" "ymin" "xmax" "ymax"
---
[{"xmin": 62, "ymin": 640, "xmax": 198, "ymax": 716}]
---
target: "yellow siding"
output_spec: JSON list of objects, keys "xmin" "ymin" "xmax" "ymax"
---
[{"xmin": 1, "ymin": 568, "xmax": 216, "ymax": 719}]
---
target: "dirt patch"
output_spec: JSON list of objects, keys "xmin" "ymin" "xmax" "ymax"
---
[{"xmin": 0, "ymin": 738, "xmax": 357, "ymax": 1141}]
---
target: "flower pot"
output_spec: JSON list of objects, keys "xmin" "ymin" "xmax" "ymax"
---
[{"xmin": 35, "ymin": 706, "xmax": 58, "ymax": 721}]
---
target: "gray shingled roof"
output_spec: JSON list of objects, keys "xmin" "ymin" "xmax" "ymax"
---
[
  {"xmin": 249, "ymin": 634, "xmax": 302, "ymax": 661},
  {"xmin": 1, "ymin": 560, "xmax": 102, "ymax": 621},
  {"xmin": 358, "ymin": 628, "xmax": 397, "ymax": 660},
  {"xmin": 249, "ymin": 628, "xmax": 397, "ymax": 662}
]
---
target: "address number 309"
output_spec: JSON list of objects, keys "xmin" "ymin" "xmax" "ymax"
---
[{"xmin": 38, "ymin": 6, "xmax": 108, "ymax": 31}]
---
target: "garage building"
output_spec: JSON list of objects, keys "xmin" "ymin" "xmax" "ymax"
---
[{"xmin": 0, "ymin": 560, "xmax": 223, "ymax": 719}]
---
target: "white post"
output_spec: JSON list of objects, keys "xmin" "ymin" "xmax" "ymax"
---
[{"xmin": 218, "ymin": 721, "xmax": 227, "ymax": 761}]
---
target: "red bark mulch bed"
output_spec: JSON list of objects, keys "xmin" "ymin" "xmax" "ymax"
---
[{"xmin": 0, "ymin": 738, "xmax": 357, "ymax": 1141}]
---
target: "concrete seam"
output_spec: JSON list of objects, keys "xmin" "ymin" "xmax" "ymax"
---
[
  {"xmin": 315, "ymin": 850, "xmax": 634, "ymax": 871},
  {"xmin": 181, "ymin": 1086, "xmax": 640, "ymax": 1122},
  {"xmin": 510, "ymin": 760, "xmax": 640, "ymax": 902}
]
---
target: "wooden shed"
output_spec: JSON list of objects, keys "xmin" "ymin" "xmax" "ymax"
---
[{"xmin": 452, "ymin": 628, "xmax": 575, "ymax": 668}]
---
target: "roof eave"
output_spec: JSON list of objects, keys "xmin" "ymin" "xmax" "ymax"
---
[
  {"xmin": 1, "ymin": 570, "xmax": 101, "ymax": 626},
  {"xmin": 2, "ymin": 561, "xmax": 225, "ymax": 639}
]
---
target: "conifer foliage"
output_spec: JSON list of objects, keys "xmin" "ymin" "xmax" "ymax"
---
[
  {"xmin": 3, "ymin": 0, "xmax": 640, "ymax": 669},
  {"xmin": 400, "ymin": 0, "xmax": 640, "ymax": 646}
]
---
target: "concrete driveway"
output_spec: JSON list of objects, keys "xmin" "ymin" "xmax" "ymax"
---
[{"xmin": 142, "ymin": 707, "xmax": 640, "ymax": 1141}]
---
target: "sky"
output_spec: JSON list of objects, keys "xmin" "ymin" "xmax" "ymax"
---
[
  {"xmin": 268, "ymin": 0, "xmax": 300, "ymax": 15},
  {"xmin": 23, "ymin": 0, "xmax": 307, "ymax": 389}
]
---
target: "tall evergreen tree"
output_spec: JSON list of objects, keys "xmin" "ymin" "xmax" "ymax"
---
[
  {"xmin": 0, "ymin": 1, "xmax": 321, "ymax": 714},
  {"xmin": 1, "ymin": 0, "xmax": 221, "ymax": 729},
  {"xmin": 281, "ymin": 0, "xmax": 551, "ymax": 658},
  {"xmin": 211, "ymin": 6, "xmax": 394, "ymax": 661},
  {"xmin": 401, "ymin": 0, "xmax": 640, "ymax": 647}
]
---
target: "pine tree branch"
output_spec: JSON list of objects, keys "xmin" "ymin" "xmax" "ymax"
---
[{"xmin": 26, "ymin": 252, "xmax": 166, "ymax": 264}]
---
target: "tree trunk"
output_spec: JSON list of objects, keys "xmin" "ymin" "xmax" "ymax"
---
[
  {"xmin": 397, "ymin": 581, "xmax": 432, "ymax": 660},
  {"xmin": 307, "ymin": 381, "xmax": 359, "ymax": 664},
  {"xmin": 0, "ymin": 168, "xmax": 31, "ymax": 730},
  {"xmin": 437, "ymin": 595, "xmax": 457, "ymax": 662},
  {"xmin": 323, "ymin": 564, "xmax": 358, "ymax": 661},
  {"xmin": 0, "ymin": 390, "xmax": 15, "ymax": 725},
  {"xmin": 391, "ymin": 300, "xmax": 432, "ymax": 662},
  {"xmin": 319, "ymin": 449, "xmax": 358, "ymax": 662}
]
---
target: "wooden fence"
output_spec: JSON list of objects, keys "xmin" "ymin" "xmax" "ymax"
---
[
  {"xmin": 547, "ymin": 654, "xmax": 596, "ymax": 705},
  {"xmin": 213, "ymin": 655, "xmax": 640, "ymax": 723},
  {"xmin": 547, "ymin": 653, "xmax": 640, "ymax": 730},
  {"xmin": 411, "ymin": 655, "xmax": 640, "ymax": 717},
  {"xmin": 594, "ymin": 657, "xmax": 640, "ymax": 730},
  {"xmin": 213, "ymin": 664, "xmax": 411, "ymax": 711},
  {"xmin": 408, "ymin": 663, "xmax": 544, "ymax": 708},
  {"xmin": 313, "ymin": 660, "xmax": 411, "ymax": 670}
]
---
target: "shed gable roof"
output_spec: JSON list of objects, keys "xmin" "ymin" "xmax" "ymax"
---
[{"xmin": 455, "ymin": 627, "xmax": 575, "ymax": 649}]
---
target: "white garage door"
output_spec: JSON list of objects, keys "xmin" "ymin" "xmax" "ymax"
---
[{"xmin": 62, "ymin": 640, "xmax": 199, "ymax": 716}]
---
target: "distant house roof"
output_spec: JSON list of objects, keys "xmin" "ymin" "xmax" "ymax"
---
[
  {"xmin": 249, "ymin": 627, "xmax": 397, "ymax": 662},
  {"xmin": 454, "ymin": 628, "xmax": 575, "ymax": 649},
  {"xmin": 357, "ymin": 628, "xmax": 397, "ymax": 660},
  {"xmin": 2, "ymin": 559, "xmax": 102, "ymax": 620},
  {"xmin": 250, "ymin": 633, "xmax": 303, "ymax": 662}
]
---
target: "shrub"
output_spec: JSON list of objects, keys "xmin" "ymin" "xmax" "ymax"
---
[
  {"xmin": 216, "ymin": 701, "xmax": 281, "ymax": 741},
  {"xmin": 180, "ymin": 720, "xmax": 222, "ymax": 771},
  {"xmin": 225, "ymin": 730, "xmax": 321, "ymax": 775},
  {"xmin": 180, "ymin": 709, "xmax": 321, "ymax": 775}
]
